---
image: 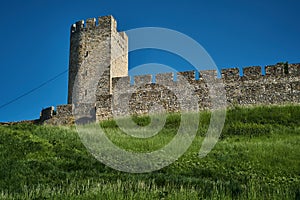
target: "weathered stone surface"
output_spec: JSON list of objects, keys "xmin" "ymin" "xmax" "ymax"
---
[
  {"xmin": 242, "ymin": 66, "xmax": 262, "ymax": 80},
  {"xmin": 40, "ymin": 106, "xmax": 54, "ymax": 121},
  {"xmin": 57, "ymin": 104, "xmax": 72, "ymax": 117},
  {"xmin": 41, "ymin": 105, "xmax": 74, "ymax": 126},
  {"xmin": 221, "ymin": 68, "xmax": 240, "ymax": 81}
]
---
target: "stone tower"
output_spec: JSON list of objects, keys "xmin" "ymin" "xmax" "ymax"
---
[{"xmin": 68, "ymin": 15, "xmax": 128, "ymax": 104}]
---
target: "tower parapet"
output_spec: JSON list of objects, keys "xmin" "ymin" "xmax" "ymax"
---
[{"xmin": 71, "ymin": 16, "xmax": 117, "ymax": 34}]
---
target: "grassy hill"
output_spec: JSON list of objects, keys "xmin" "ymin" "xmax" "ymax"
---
[{"xmin": 0, "ymin": 105, "xmax": 299, "ymax": 199}]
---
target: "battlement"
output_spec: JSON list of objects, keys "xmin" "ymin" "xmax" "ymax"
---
[
  {"xmin": 221, "ymin": 68, "xmax": 240, "ymax": 81},
  {"xmin": 156, "ymin": 73, "xmax": 174, "ymax": 85},
  {"xmin": 220, "ymin": 63, "xmax": 300, "ymax": 81},
  {"xmin": 288, "ymin": 63, "xmax": 300, "ymax": 76},
  {"xmin": 265, "ymin": 64, "xmax": 284, "ymax": 76},
  {"xmin": 134, "ymin": 75, "xmax": 152, "ymax": 85},
  {"xmin": 110, "ymin": 63, "xmax": 300, "ymax": 91},
  {"xmin": 40, "ymin": 106, "xmax": 55, "ymax": 121},
  {"xmin": 71, "ymin": 15, "xmax": 117, "ymax": 33},
  {"xmin": 177, "ymin": 71, "xmax": 195, "ymax": 82},
  {"xmin": 200, "ymin": 70, "xmax": 218, "ymax": 80},
  {"xmin": 242, "ymin": 66, "xmax": 262, "ymax": 80}
]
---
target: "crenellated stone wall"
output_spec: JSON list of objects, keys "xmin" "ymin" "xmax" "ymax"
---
[
  {"xmin": 42, "ymin": 63, "xmax": 300, "ymax": 125},
  {"xmin": 92, "ymin": 63, "xmax": 299, "ymax": 121},
  {"xmin": 222, "ymin": 63, "xmax": 300, "ymax": 105}
]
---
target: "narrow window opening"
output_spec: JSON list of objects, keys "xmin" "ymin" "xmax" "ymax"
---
[{"xmin": 85, "ymin": 90, "xmax": 87, "ymax": 96}]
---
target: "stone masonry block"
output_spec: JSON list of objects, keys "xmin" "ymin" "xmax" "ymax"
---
[
  {"xmin": 134, "ymin": 75, "xmax": 152, "ymax": 86},
  {"xmin": 243, "ymin": 66, "xmax": 262, "ymax": 80},
  {"xmin": 265, "ymin": 64, "xmax": 284, "ymax": 76},
  {"xmin": 112, "ymin": 76, "xmax": 130, "ymax": 92},
  {"xmin": 156, "ymin": 72, "xmax": 174, "ymax": 86},
  {"xmin": 86, "ymin": 18, "xmax": 96, "ymax": 28},
  {"xmin": 177, "ymin": 71, "xmax": 195, "ymax": 83},
  {"xmin": 221, "ymin": 68, "xmax": 240, "ymax": 81},
  {"xmin": 200, "ymin": 70, "xmax": 217, "ymax": 81}
]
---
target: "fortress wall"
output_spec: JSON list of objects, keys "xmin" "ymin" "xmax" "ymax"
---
[
  {"xmin": 95, "ymin": 63, "xmax": 300, "ymax": 120},
  {"xmin": 41, "ymin": 15, "xmax": 300, "ymax": 124},
  {"xmin": 43, "ymin": 63, "xmax": 300, "ymax": 123}
]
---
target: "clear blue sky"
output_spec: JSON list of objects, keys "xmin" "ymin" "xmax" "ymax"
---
[{"xmin": 0, "ymin": 0, "xmax": 299, "ymax": 122}]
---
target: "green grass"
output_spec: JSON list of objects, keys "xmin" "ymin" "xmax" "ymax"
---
[{"xmin": 0, "ymin": 105, "xmax": 299, "ymax": 199}]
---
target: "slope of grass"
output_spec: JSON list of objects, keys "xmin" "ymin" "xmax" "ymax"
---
[{"xmin": 0, "ymin": 105, "xmax": 299, "ymax": 199}]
